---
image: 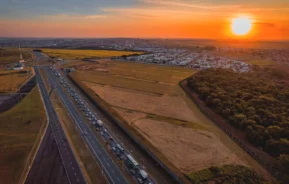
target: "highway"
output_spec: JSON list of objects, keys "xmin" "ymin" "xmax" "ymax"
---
[
  {"xmin": 33, "ymin": 68, "xmax": 86, "ymax": 184},
  {"xmin": 44, "ymin": 67, "xmax": 129, "ymax": 184}
]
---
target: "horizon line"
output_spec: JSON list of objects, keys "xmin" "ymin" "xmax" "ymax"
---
[{"xmin": 0, "ymin": 36, "xmax": 289, "ymax": 42}]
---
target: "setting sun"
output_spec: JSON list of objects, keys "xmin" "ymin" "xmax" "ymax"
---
[{"xmin": 231, "ymin": 16, "xmax": 253, "ymax": 36}]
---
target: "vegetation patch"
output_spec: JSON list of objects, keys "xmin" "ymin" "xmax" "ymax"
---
[
  {"xmin": 41, "ymin": 48, "xmax": 143, "ymax": 60},
  {"xmin": 0, "ymin": 70, "xmax": 31, "ymax": 93},
  {"xmin": 0, "ymin": 48, "xmax": 31, "ymax": 66},
  {"xmin": 187, "ymin": 67, "xmax": 289, "ymax": 181},
  {"xmin": 188, "ymin": 68, "xmax": 289, "ymax": 157},
  {"xmin": 188, "ymin": 165, "xmax": 267, "ymax": 184},
  {"xmin": 0, "ymin": 87, "xmax": 46, "ymax": 184}
]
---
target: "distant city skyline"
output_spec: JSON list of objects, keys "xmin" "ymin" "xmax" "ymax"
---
[{"xmin": 0, "ymin": 0, "xmax": 288, "ymax": 40}]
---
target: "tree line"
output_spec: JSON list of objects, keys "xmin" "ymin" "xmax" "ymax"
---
[{"xmin": 187, "ymin": 68, "xmax": 289, "ymax": 177}]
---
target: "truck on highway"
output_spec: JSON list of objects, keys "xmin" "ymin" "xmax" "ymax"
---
[
  {"xmin": 137, "ymin": 169, "xmax": 148, "ymax": 184},
  {"xmin": 95, "ymin": 120, "xmax": 103, "ymax": 127}
]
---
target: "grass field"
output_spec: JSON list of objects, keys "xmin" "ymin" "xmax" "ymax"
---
[
  {"xmin": 0, "ymin": 87, "xmax": 47, "ymax": 184},
  {"xmin": 0, "ymin": 48, "xmax": 33, "ymax": 93},
  {"xmin": 0, "ymin": 70, "xmax": 32, "ymax": 93},
  {"xmin": 41, "ymin": 48, "xmax": 143, "ymax": 60},
  {"xmin": 0, "ymin": 48, "xmax": 31, "ymax": 66},
  {"xmin": 68, "ymin": 59, "xmax": 271, "ymax": 180}
]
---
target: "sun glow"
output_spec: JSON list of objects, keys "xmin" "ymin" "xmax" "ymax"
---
[{"xmin": 231, "ymin": 16, "xmax": 253, "ymax": 36}]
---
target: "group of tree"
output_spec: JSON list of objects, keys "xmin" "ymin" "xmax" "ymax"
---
[
  {"xmin": 189, "ymin": 165, "xmax": 267, "ymax": 184},
  {"xmin": 188, "ymin": 67, "xmax": 289, "ymax": 175}
]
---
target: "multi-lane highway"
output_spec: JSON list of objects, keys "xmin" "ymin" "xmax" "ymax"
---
[
  {"xmin": 52, "ymin": 68, "xmax": 156, "ymax": 184},
  {"xmin": 25, "ymin": 125, "xmax": 70, "ymax": 184},
  {"xmin": 44, "ymin": 67, "xmax": 129, "ymax": 184},
  {"xmin": 32, "ymin": 68, "xmax": 86, "ymax": 184}
]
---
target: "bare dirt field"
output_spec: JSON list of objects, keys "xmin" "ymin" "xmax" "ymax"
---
[
  {"xmin": 70, "ymin": 60, "xmax": 270, "ymax": 179},
  {"xmin": 85, "ymin": 83, "xmax": 197, "ymax": 122},
  {"xmin": 113, "ymin": 107, "xmax": 147, "ymax": 125},
  {"xmin": 133, "ymin": 119, "xmax": 247, "ymax": 174}
]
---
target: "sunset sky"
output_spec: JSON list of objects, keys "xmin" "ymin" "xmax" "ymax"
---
[{"xmin": 0, "ymin": 0, "xmax": 288, "ymax": 40}]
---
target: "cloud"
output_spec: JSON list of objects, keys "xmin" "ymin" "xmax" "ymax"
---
[
  {"xmin": 102, "ymin": 6, "xmax": 208, "ymax": 20},
  {"xmin": 255, "ymin": 22, "xmax": 275, "ymax": 27},
  {"xmin": 41, "ymin": 14, "xmax": 106, "ymax": 20},
  {"xmin": 139, "ymin": 0, "xmax": 242, "ymax": 10},
  {"xmin": 84, "ymin": 15, "xmax": 106, "ymax": 19}
]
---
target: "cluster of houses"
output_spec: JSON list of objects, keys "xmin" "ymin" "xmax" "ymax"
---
[{"xmin": 123, "ymin": 48, "xmax": 251, "ymax": 72}]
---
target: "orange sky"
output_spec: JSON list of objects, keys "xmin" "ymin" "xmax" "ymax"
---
[{"xmin": 0, "ymin": 0, "xmax": 288, "ymax": 40}]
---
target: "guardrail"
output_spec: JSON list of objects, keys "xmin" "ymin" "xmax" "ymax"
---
[{"xmin": 67, "ymin": 74, "xmax": 188, "ymax": 184}]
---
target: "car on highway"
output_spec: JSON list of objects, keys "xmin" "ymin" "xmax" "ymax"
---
[
  {"xmin": 109, "ymin": 136, "xmax": 114, "ymax": 141},
  {"xmin": 112, "ymin": 146, "xmax": 116, "ymax": 152},
  {"xmin": 116, "ymin": 144, "xmax": 124, "ymax": 153}
]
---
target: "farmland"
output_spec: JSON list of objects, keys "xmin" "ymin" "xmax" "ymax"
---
[
  {"xmin": 0, "ymin": 70, "xmax": 32, "ymax": 93},
  {"xmin": 69, "ymin": 60, "xmax": 270, "ymax": 180},
  {"xmin": 0, "ymin": 48, "xmax": 32, "ymax": 93},
  {"xmin": 41, "ymin": 48, "xmax": 143, "ymax": 60},
  {"xmin": 0, "ymin": 48, "xmax": 31, "ymax": 66},
  {"xmin": 0, "ymin": 87, "xmax": 47, "ymax": 184}
]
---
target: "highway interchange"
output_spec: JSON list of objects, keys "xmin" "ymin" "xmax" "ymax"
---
[
  {"xmin": 47, "ymin": 65, "xmax": 157, "ymax": 184},
  {"xmin": 34, "ymin": 68, "xmax": 86, "ymax": 184},
  {"xmin": 44, "ymin": 67, "xmax": 130, "ymax": 184},
  {"xmin": 28, "ymin": 51, "xmax": 177, "ymax": 184}
]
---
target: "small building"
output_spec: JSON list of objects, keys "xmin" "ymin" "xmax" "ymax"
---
[
  {"xmin": 13, "ymin": 66, "xmax": 23, "ymax": 70},
  {"xmin": 13, "ymin": 62, "xmax": 23, "ymax": 70}
]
